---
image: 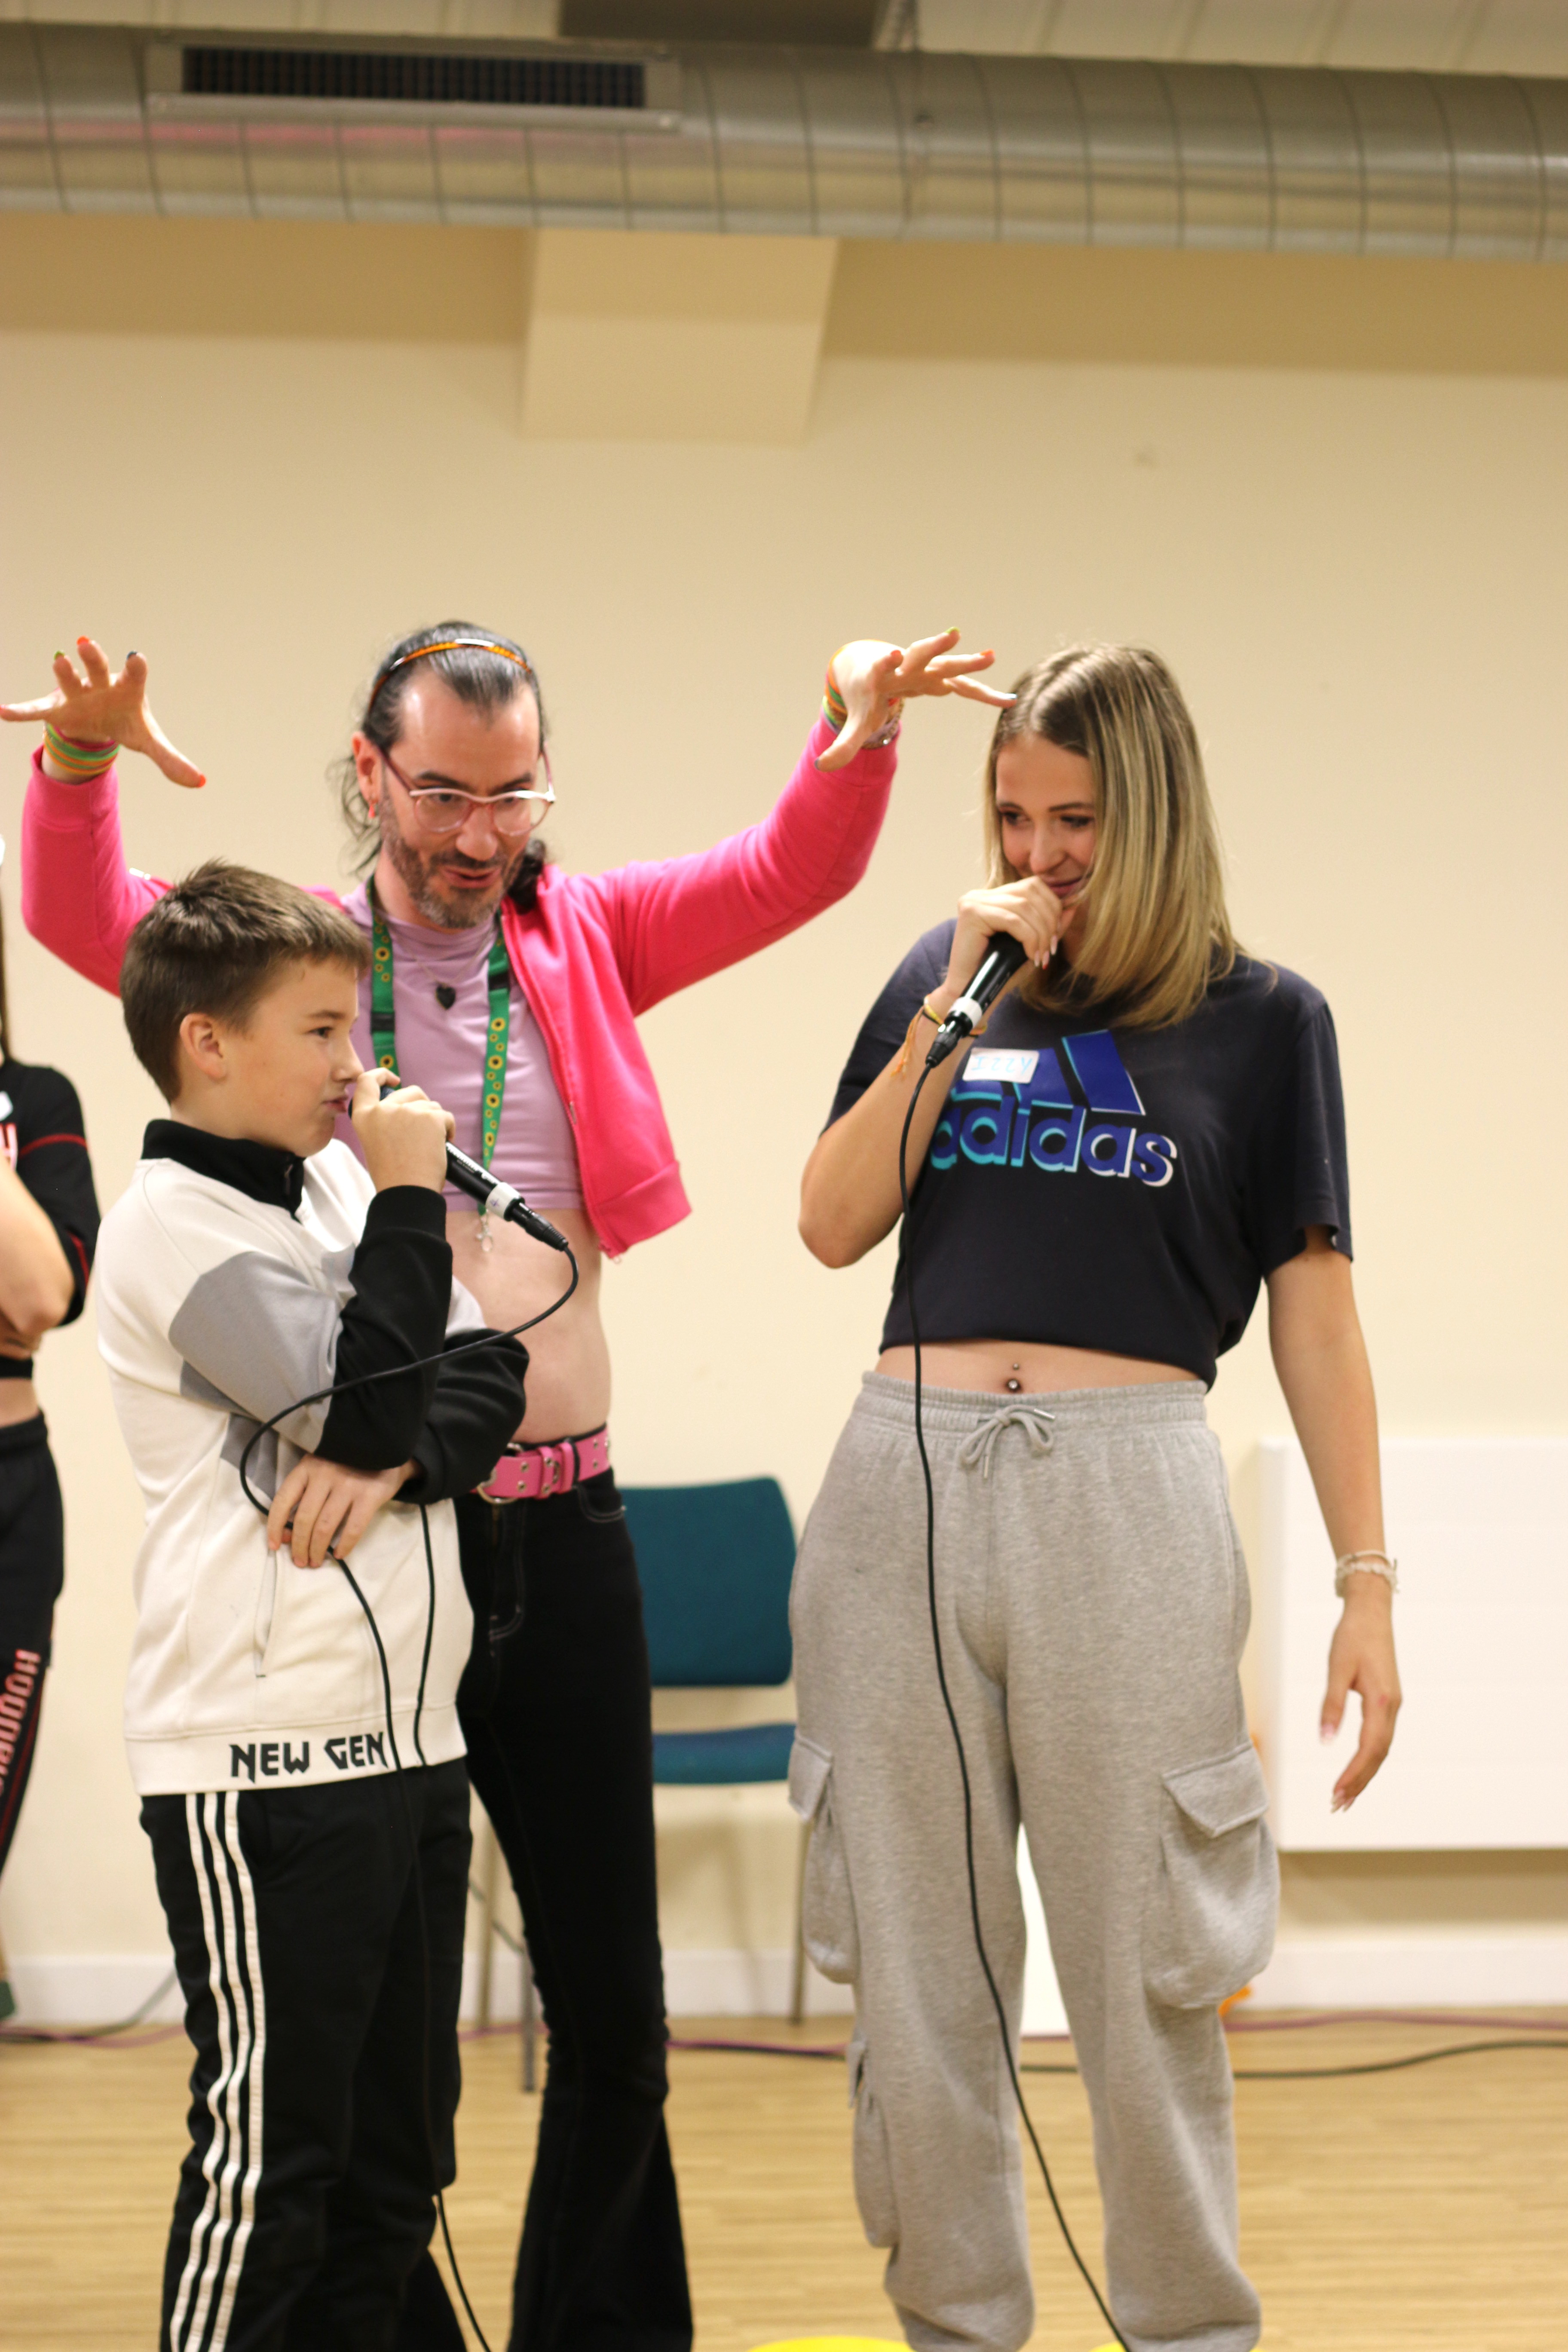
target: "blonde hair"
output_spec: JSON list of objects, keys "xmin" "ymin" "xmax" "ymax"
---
[{"xmin": 983, "ymin": 644, "xmax": 1237, "ymax": 1030}]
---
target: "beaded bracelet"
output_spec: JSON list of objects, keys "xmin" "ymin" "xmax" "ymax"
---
[
  {"xmin": 821, "ymin": 696, "xmax": 904, "ymax": 746},
  {"xmin": 823, "ymin": 657, "xmax": 903, "ymax": 746},
  {"xmin": 43, "ymin": 720, "xmax": 118, "ymax": 781},
  {"xmin": 1334, "ymin": 1549, "xmax": 1399, "ymax": 1597}
]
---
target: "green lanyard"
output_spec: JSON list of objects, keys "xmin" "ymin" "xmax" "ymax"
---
[{"xmin": 368, "ymin": 888, "xmax": 512, "ymax": 1173}]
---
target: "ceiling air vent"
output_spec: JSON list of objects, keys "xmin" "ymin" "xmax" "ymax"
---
[{"xmin": 143, "ymin": 39, "xmax": 680, "ymax": 126}]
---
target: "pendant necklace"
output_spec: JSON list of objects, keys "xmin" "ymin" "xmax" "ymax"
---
[
  {"xmin": 388, "ymin": 916, "xmax": 496, "ymax": 1011},
  {"xmin": 368, "ymin": 882, "xmax": 511, "ymax": 1251}
]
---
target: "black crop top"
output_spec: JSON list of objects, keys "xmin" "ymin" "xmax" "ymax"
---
[
  {"xmin": 825, "ymin": 928, "xmax": 1351, "ymax": 1387},
  {"xmin": 0, "ymin": 1058, "xmax": 100, "ymax": 1377}
]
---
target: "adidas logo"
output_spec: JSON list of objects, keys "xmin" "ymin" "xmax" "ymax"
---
[{"xmin": 932, "ymin": 1032, "xmax": 1177, "ymax": 1188}]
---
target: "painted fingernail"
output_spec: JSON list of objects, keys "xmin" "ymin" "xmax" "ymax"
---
[
  {"xmin": 1320, "ymin": 1723, "xmax": 1336, "ymax": 1743},
  {"xmin": 76, "ymin": 635, "xmax": 90, "ymax": 646},
  {"xmin": 127, "ymin": 648, "xmax": 139, "ymax": 659},
  {"xmin": 53, "ymin": 649, "xmax": 63, "ymax": 659}
]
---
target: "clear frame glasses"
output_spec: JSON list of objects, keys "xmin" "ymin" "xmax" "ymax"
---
[{"xmin": 380, "ymin": 745, "xmax": 554, "ymax": 838}]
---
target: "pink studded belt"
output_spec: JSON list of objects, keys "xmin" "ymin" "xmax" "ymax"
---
[{"xmin": 475, "ymin": 1425, "xmax": 611, "ymax": 1504}]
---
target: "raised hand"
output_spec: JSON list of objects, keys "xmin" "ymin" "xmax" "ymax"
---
[
  {"xmin": 947, "ymin": 875, "xmax": 1063, "ymax": 993},
  {"xmin": 0, "ymin": 637, "xmax": 205, "ymax": 788},
  {"xmin": 816, "ymin": 629, "xmax": 1015, "ymax": 773}
]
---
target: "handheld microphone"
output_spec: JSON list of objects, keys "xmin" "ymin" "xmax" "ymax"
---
[
  {"xmin": 444, "ymin": 1141, "xmax": 572, "ymax": 1253},
  {"xmin": 927, "ymin": 932, "xmax": 1030, "ymax": 1068}
]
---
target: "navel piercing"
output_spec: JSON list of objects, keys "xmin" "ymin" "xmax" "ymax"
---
[{"xmin": 1005, "ymin": 1360, "xmax": 1022, "ymax": 1394}]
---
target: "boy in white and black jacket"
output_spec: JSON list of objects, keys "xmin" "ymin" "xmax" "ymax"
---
[{"xmin": 94, "ymin": 861, "xmax": 527, "ymax": 2352}]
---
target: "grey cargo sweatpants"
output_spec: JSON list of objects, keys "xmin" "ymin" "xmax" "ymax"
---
[{"xmin": 789, "ymin": 1375, "xmax": 1277, "ymax": 2352}]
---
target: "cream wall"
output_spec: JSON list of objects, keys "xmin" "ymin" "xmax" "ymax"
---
[{"xmin": 0, "ymin": 219, "xmax": 1564, "ymax": 2012}]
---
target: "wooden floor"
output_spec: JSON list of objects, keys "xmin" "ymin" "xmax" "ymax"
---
[{"xmin": 1, "ymin": 2013, "xmax": 1563, "ymax": 2350}]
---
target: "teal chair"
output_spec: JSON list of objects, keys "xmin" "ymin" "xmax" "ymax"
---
[{"xmin": 623, "ymin": 1477, "xmax": 808, "ymax": 2021}]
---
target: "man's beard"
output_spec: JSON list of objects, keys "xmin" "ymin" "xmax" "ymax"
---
[{"xmin": 380, "ymin": 805, "xmax": 529, "ymax": 931}]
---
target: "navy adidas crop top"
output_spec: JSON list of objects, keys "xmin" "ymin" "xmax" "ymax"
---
[{"xmin": 825, "ymin": 926, "xmax": 1351, "ymax": 1388}]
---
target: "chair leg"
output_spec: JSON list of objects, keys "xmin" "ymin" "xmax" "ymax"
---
[
  {"xmin": 521, "ymin": 1953, "xmax": 538, "ymax": 2093},
  {"xmin": 789, "ymin": 1815, "xmax": 810, "ymax": 2026},
  {"xmin": 475, "ymin": 1808, "xmax": 501, "ymax": 2032}
]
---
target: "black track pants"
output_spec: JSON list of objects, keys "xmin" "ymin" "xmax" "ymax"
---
[
  {"xmin": 0, "ymin": 1638, "xmax": 46, "ymax": 1879},
  {"xmin": 456, "ymin": 1473, "xmax": 692, "ymax": 2352},
  {"xmin": 0, "ymin": 1413, "xmax": 63, "ymax": 1885},
  {"xmin": 143, "ymin": 1760, "xmax": 470, "ymax": 2352}
]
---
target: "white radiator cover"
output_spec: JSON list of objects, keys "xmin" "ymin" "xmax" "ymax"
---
[{"xmin": 1255, "ymin": 1436, "xmax": 1568, "ymax": 1851}]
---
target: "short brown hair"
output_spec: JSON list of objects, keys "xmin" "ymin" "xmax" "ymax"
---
[
  {"xmin": 121, "ymin": 861, "xmax": 371, "ymax": 1101},
  {"xmin": 983, "ymin": 645, "xmax": 1238, "ymax": 1030}
]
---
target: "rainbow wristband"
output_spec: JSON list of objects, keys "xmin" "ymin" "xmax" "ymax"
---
[{"xmin": 43, "ymin": 721, "xmax": 118, "ymax": 780}]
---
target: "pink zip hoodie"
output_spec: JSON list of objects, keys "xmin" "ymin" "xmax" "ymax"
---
[{"xmin": 21, "ymin": 714, "xmax": 895, "ymax": 1256}]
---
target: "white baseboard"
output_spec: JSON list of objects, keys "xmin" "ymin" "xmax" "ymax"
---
[
  {"xmin": 467, "ymin": 1942, "xmax": 855, "ymax": 2023},
  {"xmin": 661, "ymin": 1947, "xmax": 855, "ymax": 2018},
  {"xmin": 4, "ymin": 1954, "xmax": 185, "ymax": 2027},
  {"xmin": 1253, "ymin": 1932, "xmax": 1568, "ymax": 2009},
  {"xmin": 8, "ymin": 1935, "xmax": 1562, "ymax": 2029},
  {"xmin": 0, "ymin": 1946, "xmax": 858, "ymax": 2029}
]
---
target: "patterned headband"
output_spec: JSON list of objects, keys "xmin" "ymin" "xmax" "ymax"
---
[{"xmin": 369, "ymin": 637, "xmax": 537, "ymax": 710}]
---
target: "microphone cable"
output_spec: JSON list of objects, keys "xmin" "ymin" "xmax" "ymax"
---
[
  {"xmin": 897, "ymin": 1055, "xmax": 1131, "ymax": 2352},
  {"xmin": 237, "ymin": 1235, "xmax": 582, "ymax": 2352}
]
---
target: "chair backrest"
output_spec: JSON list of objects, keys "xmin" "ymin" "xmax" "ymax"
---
[{"xmin": 622, "ymin": 1476, "xmax": 796, "ymax": 1688}]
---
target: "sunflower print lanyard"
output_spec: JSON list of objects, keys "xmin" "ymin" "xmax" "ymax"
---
[{"xmin": 368, "ymin": 884, "xmax": 511, "ymax": 1250}]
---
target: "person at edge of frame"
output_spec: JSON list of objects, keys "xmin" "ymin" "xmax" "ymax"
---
[
  {"xmin": 792, "ymin": 646, "xmax": 1403, "ymax": 2352},
  {"xmin": 1, "ymin": 621, "xmax": 1014, "ymax": 2352},
  {"xmin": 0, "ymin": 830, "xmax": 101, "ymax": 2021}
]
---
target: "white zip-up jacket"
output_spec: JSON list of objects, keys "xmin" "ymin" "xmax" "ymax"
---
[{"xmin": 95, "ymin": 1123, "xmax": 527, "ymax": 1795}]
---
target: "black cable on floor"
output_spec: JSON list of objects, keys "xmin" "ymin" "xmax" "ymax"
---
[
  {"xmin": 1020, "ymin": 2039, "xmax": 1568, "ymax": 2081},
  {"xmin": 661, "ymin": 2033, "xmax": 1568, "ymax": 2082}
]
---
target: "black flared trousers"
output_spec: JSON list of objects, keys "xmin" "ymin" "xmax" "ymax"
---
[{"xmin": 405, "ymin": 1472, "xmax": 691, "ymax": 2352}]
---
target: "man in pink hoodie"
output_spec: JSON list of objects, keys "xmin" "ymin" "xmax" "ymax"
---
[{"xmin": 6, "ymin": 622, "xmax": 1009, "ymax": 2352}]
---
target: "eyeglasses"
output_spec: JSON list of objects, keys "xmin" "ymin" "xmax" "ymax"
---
[{"xmin": 379, "ymin": 746, "xmax": 554, "ymax": 839}]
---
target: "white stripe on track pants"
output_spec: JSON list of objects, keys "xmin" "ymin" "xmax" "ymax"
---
[{"xmin": 142, "ymin": 1761, "xmax": 470, "ymax": 2352}]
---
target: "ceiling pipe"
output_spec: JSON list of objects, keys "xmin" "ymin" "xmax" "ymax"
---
[{"xmin": 0, "ymin": 27, "xmax": 1565, "ymax": 258}]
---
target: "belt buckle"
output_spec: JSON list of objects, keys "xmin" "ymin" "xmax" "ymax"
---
[{"xmin": 477, "ymin": 1442, "xmax": 522, "ymax": 1504}]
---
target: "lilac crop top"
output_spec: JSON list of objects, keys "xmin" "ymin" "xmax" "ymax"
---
[{"xmin": 336, "ymin": 886, "xmax": 584, "ymax": 1215}]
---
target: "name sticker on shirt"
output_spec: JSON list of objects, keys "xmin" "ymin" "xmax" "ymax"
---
[{"xmin": 965, "ymin": 1049, "xmax": 1038, "ymax": 1084}]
